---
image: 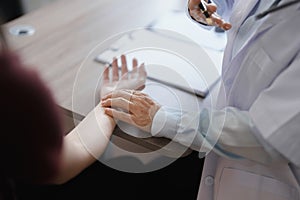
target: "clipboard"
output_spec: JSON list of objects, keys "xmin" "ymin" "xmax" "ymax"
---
[{"xmin": 94, "ymin": 29, "xmax": 221, "ymax": 98}]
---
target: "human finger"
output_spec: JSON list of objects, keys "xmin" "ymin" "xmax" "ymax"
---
[
  {"xmin": 210, "ymin": 13, "xmax": 232, "ymax": 30},
  {"xmin": 105, "ymin": 107, "xmax": 152, "ymax": 133},
  {"xmin": 123, "ymin": 90, "xmax": 155, "ymax": 105},
  {"xmin": 135, "ymin": 63, "xmax": 147, "ymax": 90},
  {"xmin": 102, "ymin": 64, "xmax": 110, "ymax": 84},
  {"xmin": 103, "ymin": 90, "xmax": 154, "ymax": 107},
  {"xmin": 221, "ymin": 22, "xmax": 232, "ymax": 31},
  {"xmin": 132, "ymin": 58, "xmax": 138, "ymax": 70},
  {"xmin": 104, "ymin": 108, "xmax": 134, "ymax": 125},
  {"xmin": 112, "ymin": 57, "xmax": 119, "ymax": 81},
  {"xmin": 190, "ymin": 9, "xmax": 208, "ymax": 24},
  {"xmin": 102, "ymin": 92, "xmax": 154, "ymax": 117},
  {"xmin": 206, "ymin": 2, "xmax": 217, "ymax": 13},
  {"xmin": 101, "ymin": 97, "xmax": 134, "ymax": 112},
  {"xmin": 188, "ymin": 0, "xmax": 202, "ymax": 10},
  {"xmin": 112, "ymin": 96, "xmax": 151, "ymax": 123},
  {"xmin": 138, "ymin": 63, "xmax": 147, "ymax": 77},
  {"xmin": 121, "ymin": 55, "xmax": 128, "ymax": 78},
  {"xmin": 189, "ymin": 0, "xmax": 214, "ymax": 20},
  {"xmin": 209, "ymin": 13, "xmax": 222, "ymax": 26},
  {"xmin": 101, "ymin": 89, "xmax": 133, "ymax": 101}
]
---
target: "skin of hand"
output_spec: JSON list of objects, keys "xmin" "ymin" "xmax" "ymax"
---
[
  {"xmin": 188, "ymin": 0, "xmax": 232, "ymax": 30},
  {"xmin": 101, "ymin": 89, "xmax": 161, "ymax": 133},
  {"xmin": 51, "ymin": 55, "xmax": 146, "ymax": 184},
  {"xmin": 100, "ymin": 55, "xmax": 147, "ymax": 98}
]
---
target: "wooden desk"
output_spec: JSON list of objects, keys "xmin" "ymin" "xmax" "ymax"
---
[{"xmin": 3, "ymin": 0, "xmax": 193, "ymax": 156}]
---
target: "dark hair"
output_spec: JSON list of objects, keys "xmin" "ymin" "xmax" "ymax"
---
[
  {"xmin": 0, "ymin": 22, "xmax": 63, "ymax": 183},
  {"xmin": 0, "ymin": 51, "xmax": 64, "ymax": 182}
]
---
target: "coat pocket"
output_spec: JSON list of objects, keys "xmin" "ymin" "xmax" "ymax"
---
[
  {"xmin": 216, "ymin": 168, "xmax": 298, "ymax": 200},
  {"xmin": 252, "ymin": 47, "xmax": 282, "ymax": 79}
]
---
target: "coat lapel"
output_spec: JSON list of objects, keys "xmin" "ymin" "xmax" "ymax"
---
[
  {"xmin": 230, "ymin": 0, "xmax": 260, "ymax": 30},
  {"xmin": 255, "ymin": 0, "xmax": 300, "ymax": 36},
  {"xmin": 222, "ymin": 0, "xmax": 260, "ymax": 73},
  {"xmin": 256, "ymin": 0, "xmax": 299, "ymax": 35}
]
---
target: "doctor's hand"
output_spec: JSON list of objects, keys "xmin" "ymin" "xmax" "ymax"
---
[
  {"xmin": 188, "ymin": 0, "xmax": 232, "ymax": 30},
  {"xmin": 101, "ymin": 90, "xmax": 161, "ymax": 133},
  {"xmin": 100, "ymin": 55, "xmax": 147, "ymax": 98}
]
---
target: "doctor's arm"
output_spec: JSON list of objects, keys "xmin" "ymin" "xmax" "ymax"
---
[{"xmin": 101, "ymin": 90, "xmax": 287, "ymax": 166}]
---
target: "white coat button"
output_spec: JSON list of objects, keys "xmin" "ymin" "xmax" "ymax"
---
[{"xmin": 204, "ymin": 176, "xmax": 214, "ymax": 186}]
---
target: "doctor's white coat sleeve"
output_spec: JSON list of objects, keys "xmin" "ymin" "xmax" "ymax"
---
[
  {"xmin": 249, "ymin": 51, "xmax": 300, "ymax": 167},
  {"xmin": 151, "ymin": 105, "xmax": 287, "ymax": 166}
]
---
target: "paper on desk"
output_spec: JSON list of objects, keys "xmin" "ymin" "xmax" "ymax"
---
[{"xmin": 95, "ymin": 29, "xmax": 221, "ymax": 97}]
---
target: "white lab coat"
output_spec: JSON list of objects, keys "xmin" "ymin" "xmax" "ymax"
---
[{"xmin": 196, "ymin": 0, "xmax": 300, "ymax": 199}]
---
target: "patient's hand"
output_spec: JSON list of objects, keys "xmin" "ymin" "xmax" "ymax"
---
[{"xmin": 100, "ymin": 55, "xmax": 147, "ymax": 98}]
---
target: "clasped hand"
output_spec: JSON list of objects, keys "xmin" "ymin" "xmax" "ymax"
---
[
  {"xmin": 188, "ymin": 0, "xmax": 232, "ymax": 30},
  {"xmin": 101, "ymin": 90, "xmax": 161, "ymax": 133}
]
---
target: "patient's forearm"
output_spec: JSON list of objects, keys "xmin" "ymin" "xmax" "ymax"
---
[{"xmin": 51, "ymin": 106, "xmax": 116, "ymax": 184}]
